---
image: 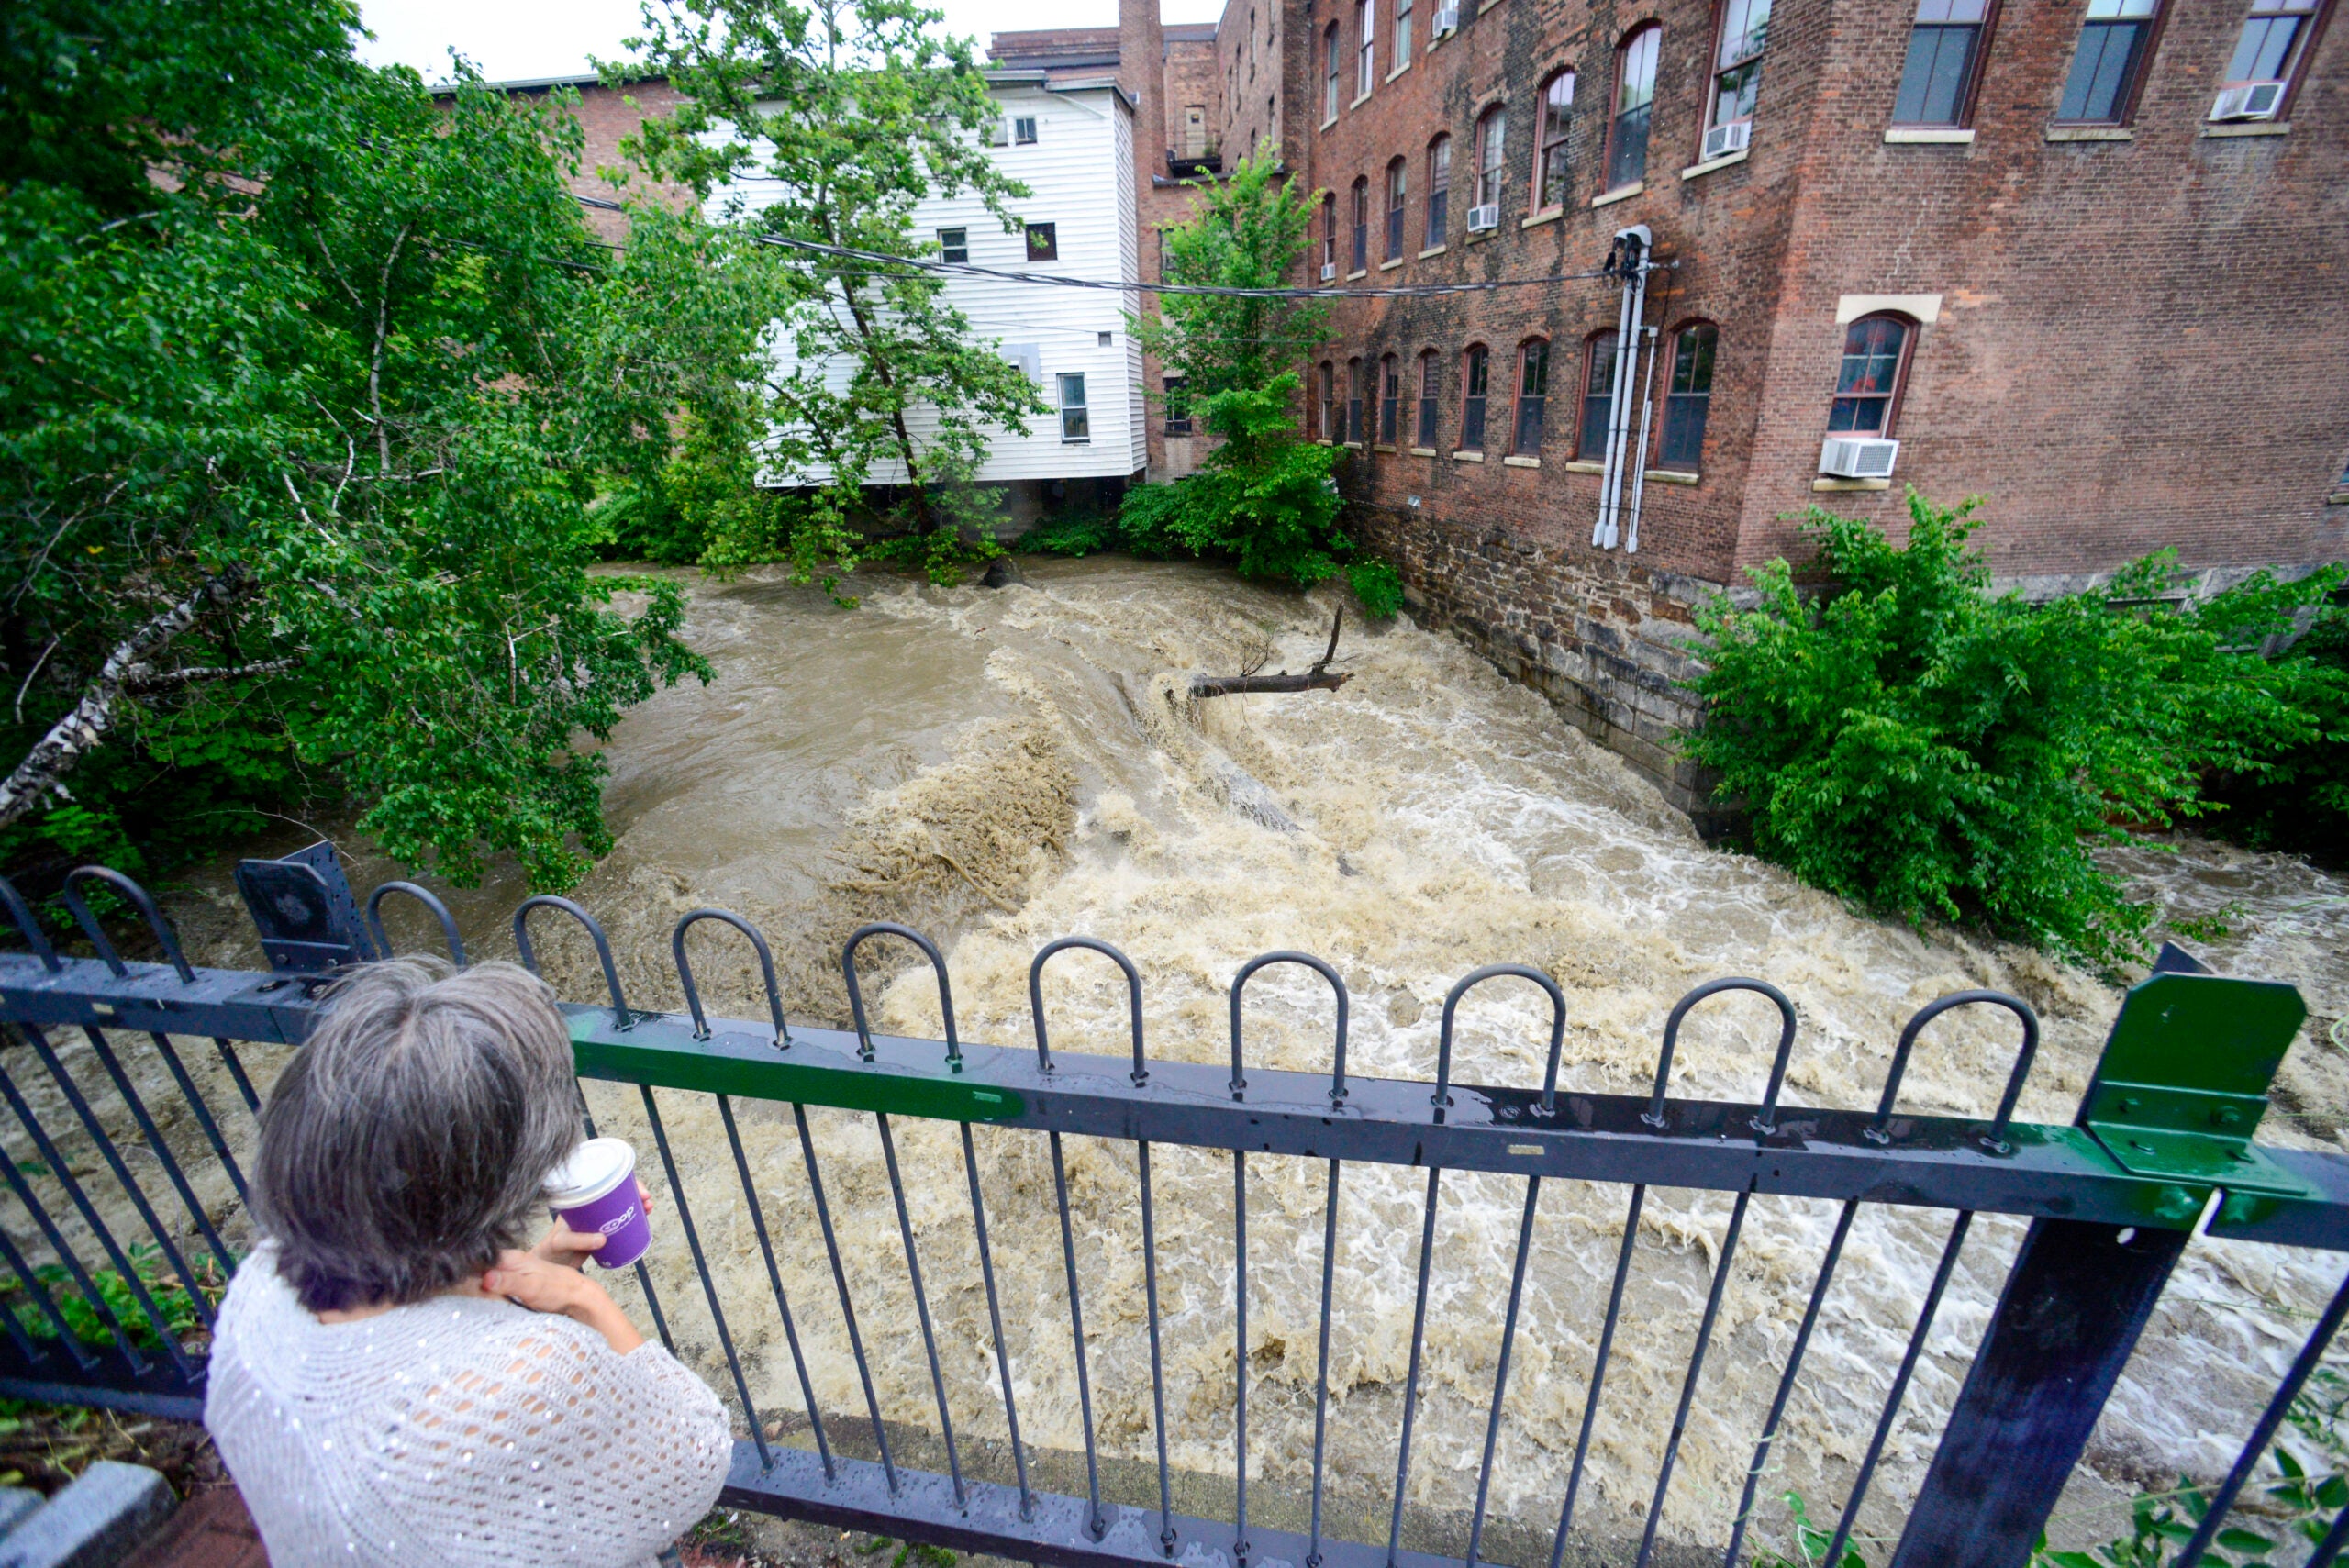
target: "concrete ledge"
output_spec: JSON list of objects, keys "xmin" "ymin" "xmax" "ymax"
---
[
  {"xmin": 1884, "ymin": 126, "xmax": 1975, "ymax": 143},
  {"xmin": 1643, "ymin": 468, "xmax": 1700, "ymax": 484},
  {"xmin": 3, "ymin": 1462, "xmax": 175, "ymax": 1568},
  {"xmin": 1450, "ymin": 450, "xmax": 1485, "ymax": 462},
  {"xmin": 1379, "ymin": 257, "xmax": 1405, "ymax": 271},
  {"xmin": 1417, "ymin": 243, "xmax": 1449, "ymax": 259},
  {"xmin": 1522, "ymin": 208, "xmax": 1562, "ymax": 228},
  {"xmin": 1813, "ymin": 475, "xmax": 1891, "ymax": 491},
  {"xmin": 2046, "ymin": 126, "xmax": 2132, "ymax": 140},
  {"xmin": 1408, "ymin": 446, "xmax": 1438, "ymax": 456},
  {"xmin": 1679, "ymin": 147, "xmax": 1751, "ymax": 179},
  {"xmin": 2201, "ymin": 120, "xmax": 2288, "ymax": 136},
  {"xmin": 1591, "ymin": 182, "xmax": 1644, "ymax": 207},
  {"xmin": 1502, "ymin": 454, "xmax": 1541, "ymax": 468},
  {"xmin": 1563, "ymin": 459, "xmax": 1605, "ymax": 474}
]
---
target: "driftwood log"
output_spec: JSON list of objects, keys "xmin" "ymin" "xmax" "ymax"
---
[{"xmin": 1190, "ymin": 608, "xmax": 1351, "ymax": 698}]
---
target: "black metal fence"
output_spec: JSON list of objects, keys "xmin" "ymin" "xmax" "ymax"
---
[{"xmin": 0, "ymin": 858, "xmax": 2344, "ymax": 1568}]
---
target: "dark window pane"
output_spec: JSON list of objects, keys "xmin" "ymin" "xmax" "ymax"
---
[
  {"xmin": 1894, "ymin": 25, "xmax": 1980, "ymax": 124},
  {"xmin": 1516, "ymin": 395, "xmax": 1545, "ymax": 453},
  {"xmin": 1660, "ymin": 395, "xmax": 1708, "ymax": 465},
  {"xmin": 1427, "ymin": 188, "xmax": 1448, "ymax": 246},
  {"xmin": 1387, "ymin": 206, "xmax": 1406, "ymax": 259},
  {"xmin": 1462, "ymin": 395, "xmax": 1486, "ymax": 449},
  {"xmin": 1026, "ymin": 223, "xmax": 1059, "ymax": 261},
  {"xmin": 1417, "ymin": 377, "xmax": 1439, "ymax": 446},
  {"xmin": 2228, "ymin": 12, "xmax": 2303, "ymax": 79},
  {"xmin": 1828, "ymin": 395, "xmax": 1887, "ymax": 432},
  {"xmin": 1608, "ymin": 102, "xmax": 1652, "ymax": 187}
]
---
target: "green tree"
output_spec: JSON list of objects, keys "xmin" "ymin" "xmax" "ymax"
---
[
  {"xmin": 1685, "ymin": 492, "xmax": 2340, "ymax": 968},
  {"xmin": 622, "ymin": 0, "xmax": 1049, "ymax": 584},
  {"xmin": 1, "ymin": 2, "xmax": 726, "ymax": 893},
  {"xmin": 1123, "ymin": 147, "xmax": 1401, "ymax": 615}
]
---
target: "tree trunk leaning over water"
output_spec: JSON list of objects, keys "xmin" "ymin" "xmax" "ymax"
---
[{"xmin": 1191, "ymin": 608, "xmax": 1351, "ymax": 697}]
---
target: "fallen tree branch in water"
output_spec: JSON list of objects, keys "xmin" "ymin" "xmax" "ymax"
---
[{"xmin": 1191, "ymin": 608, "xmax": 1350, "ymax": 698}]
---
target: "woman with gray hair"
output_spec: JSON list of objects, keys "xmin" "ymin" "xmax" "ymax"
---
[{"xmin": 205, "ymin": 959, "xmax": 733, "ymax": 1566}]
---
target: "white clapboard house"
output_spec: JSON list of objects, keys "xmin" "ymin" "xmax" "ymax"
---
[{"xmin": 731, "ymin": 74, "xmax": 1145, "ymax": 509}]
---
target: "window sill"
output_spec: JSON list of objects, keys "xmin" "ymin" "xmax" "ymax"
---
[
  {"xmin": 1644, "ymin": 468, "xmax": 1700, "ymax": 485},
  {"xmin": 1452, "ymin": 450, "xmax": 1486, "ymax": 462},
  {"xmin": 1343, "ymin": 441, "xmax": 1365, "ymax": 450},
  {"xmin": 1563, "ymin": 460, "xmax": 1605, "ymax": 474},
  {"xmin": 1386, "ymin": 61, "xmax": 1412, "ymax": 82},
  {"xmin": 1418, "ymin": 243, "xmax": 1449, "ymax": 259},
  {"xmin": 1591, "ymin": 182, "xmax": 1645, "ymax": 208},
  {"xmin": 1350, "ymin": 90, "xmax": 1374, "ymax": 110},
  {"xmin": 1380, "ymin": 257, "xmax": 1406, "ymax": 271},
  {"xmin": 1464, "ymin": 228, "xmax": 1496, "ymax": 243},
  {"xmin": 1522, "ymin": 207, "xmax": 1563, "ymax": 229},
  {"xmin": 1374, "ymin": 443, "xmax": 1398, "ymax": 452},
  {"xmin": 1478, "ymin": 0, "xmax": 1502, "ymax": 14},
  {"xmin": 1063, "ymin": 439, "xmax": 1092, "ymax": 446},
  {"xmin": 1680, "ymin": 147, "xmax": 1750, "ymax": 180},
  {"xmin": 1813, "ymin": 476, "xmax": 1891, "ymax": 491},
  {"xmin": 1319, "ymin": 115, "xmax": 1338, "ymax": 132},
  {"xmin": 2046, "ymin": 126, "xmax": 2132, "ymax": 141},
  {"xmin": 1884, "ymin": 127, "xmax": 1975, "ymax": 143},
  {"xmin": 2202, "ymin": 120, "xmax": 2289, "ymax": 137},
  {"xmin": 1409, "ymin": 446, "xmax": 1438, "ymax": 456},
  {"xmin": 1346, "ymin": 267, "xmax": 1369, "ymax": 280},
  {"xmin": 1503, "ymin": 455, "xmax": 1541, "ymax": 468},
  {"xmin": 2328, "ymin": 488, "xmax": 2349, "ymax": 506}
]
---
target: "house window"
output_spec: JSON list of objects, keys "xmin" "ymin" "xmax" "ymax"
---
[
  {"xmin": 1460, "ymin": 344, "xmax": 1490, "ymax": 450},
  {"xmin": 2220, "ymin": 0, "xmax": 2322, "ymax": 104},
  {"xmin": 1536, "ymin": 72, "xmax": 1575, "ymax": 209},
  {"xmin": 1475, "ymin": 106, "xmax": 1506, "ymax": 209},
  {"xmin": 1380, "ymin": 355, "xmax": 1401, "ymax": 443},
  {"xmin": 1386, "ymin": 160, "xmax": 1408, "ymax": 261},
  {"xmin": 1893, "ymin": 0, "xmax": 1992, "ymax": 127},
  {"xmin": 1426, "ymin": 135, "xmax": 1451, "ymax": 246},
  {"xmin": 1026, "ymin": 222, "xmax": 1059, "ymax": 261},
  {"xmin": 1352, "ymin": 177, "xmax": 1370, "ymax": 271},
  {"xmin": 1659, "ymin": 323, "xmax": 1717, "ymax": 467},
  {"xmin": 1829, "ymin": 316, "xmax": 1912, "ymax": 435},
  {"xmin": 1608, "ymin": 27, "xmax": 1661, "ymax": 189},
  {"xmin": 1578, "ymin": 331, "xmax": 1620, "ymax": 458},
  {"xmin": 938, "ymin": 227, "xmax": 969, "ymax": 263},
  {"xmin": 1396, "ymin": 0, "xmax": 1415, "ymax": 69},
  {"xmin": 1325, "ymin": 23, "xmax": 1342, "ymax": 118},
  {"xmin": 1417, "ymin": 352, "xmax": 1442, "ymax": 447},
  {"xmin": 1346, "ymin": 357, "xmax": 1366, "ymax": 443},
  {"xmin": 2057, "ymin": 0, "xmax": 2160, "ymax": 121},
  {"xmin": 1358, "ymin": 0, "xmax": 1376, "ymax": 96},
  {"xmin": 1059, "ymin": 373, "xmax": 1089, "ymax": 441},
  {"xmin": 1164, "ymin": 375, "xmax": 1193, "ymax": 437},
  {"xmin": 1014, "ymin": 116, "xmax": 1040, "ymax": 144},
  {"xmin": 1513, "ymin": 339, "xmax": 1550, "ymax": 454},
  {"xmin": 1711, "ymin": 0, "xmax": 1771, "ymax": 131},
  {"xmin": 1321, "ymin": 195, "xmax": 1339, "ymax": 270},
  {"xmin": 1319, "ymin": 361, "xmax": 1337, "ymax": 439}
]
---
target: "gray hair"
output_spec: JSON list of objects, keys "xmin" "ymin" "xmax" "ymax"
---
[{"xmin": 253, "ymin": 959, "xmax": 580, "ymax": 1313}]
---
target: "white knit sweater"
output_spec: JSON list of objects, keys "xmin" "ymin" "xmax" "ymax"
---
[{"xmin": 206, "ymin": 1246, "xmax": 733, "ymax": 1567}]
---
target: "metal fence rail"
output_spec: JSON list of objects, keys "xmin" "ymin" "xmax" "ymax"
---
[{"xmin": 0, "ymin": 860, "xmax": 2344, "ymax": 1568}]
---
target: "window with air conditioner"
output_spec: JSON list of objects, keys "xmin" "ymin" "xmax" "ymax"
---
[
  {"xmin": 1821, "ymin": 314, "xmax": 1913, "ymax": 474},
  {"xmin": 1432, "ymin": 0, "xmax": 1459, "ymax": 35},
  {"xmin": 1707, "ymin": 0, "xmax": 1767, "ymax": 154},
  {"xmin": 1471, "ymin": 105, "xmax": 1504, "ymax": 228},
  {"xmin": 2211, "ymin": 0, "xmax": 2316, "ymax": 118},
  {"xmin": 1820, "ymin": 437, "xmax": 1899, "ymax": 477}
]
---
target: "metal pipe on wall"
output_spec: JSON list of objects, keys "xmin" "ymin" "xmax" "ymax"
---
[
  {"xmin": 1624, "ymin": 323, "xmax": 1662, "ymax": 555},
  {"xmin": 1595, "ymin": 226, "xmax": 1652, "ymax": 550}
]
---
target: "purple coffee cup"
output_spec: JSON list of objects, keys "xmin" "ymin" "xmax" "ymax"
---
[{"xmin": 543, "ymin": 1137, "xmax": 651, "ymax": 1271}]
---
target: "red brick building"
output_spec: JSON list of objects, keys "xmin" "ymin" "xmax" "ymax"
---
[{"xmin": 1042, "ymin": 0, "xmax": 2346, "ymax": 811}]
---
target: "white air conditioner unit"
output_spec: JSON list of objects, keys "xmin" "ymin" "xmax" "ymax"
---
[
  {"xmin": 1431, "ymin": 1, "xmax": 1459, "ymax": 35},
  {"xmin": 1701, "ymin": 118, "xmax": 1753, "ymax": 161},
  {"xmin": 1820, "ymin": 436, "xmax": 1899, "ymax": 480},
  {"xmin": 2210, "ymin": 81, "xmax": 2285, "ymax": 120},
  {"xmin": 1466, "ymin": 203, "xmax": 1500, "ymax": 232},
  {"xmin": 1320, "ymin": 261, "xmax": 1339, "ymax": 281}
]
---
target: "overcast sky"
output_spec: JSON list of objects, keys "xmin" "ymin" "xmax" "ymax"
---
[{"xmin": 357, "ymin": 0, "xmax": 1222, "ymax": 84}]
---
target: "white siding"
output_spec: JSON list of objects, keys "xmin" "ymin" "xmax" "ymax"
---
[{"xmin": 737, "ymin": 84, "xmax": 1143, "ymax": 488}]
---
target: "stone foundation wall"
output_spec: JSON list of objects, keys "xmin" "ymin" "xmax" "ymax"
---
[{"xmin": 1353, "ymin": 504, "xmax": 1735, "ymax": 833}]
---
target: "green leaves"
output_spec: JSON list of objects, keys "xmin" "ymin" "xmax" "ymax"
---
[{"xmin": 1686, "ymin": 492, "xmax": 2342, "ymax": 969}]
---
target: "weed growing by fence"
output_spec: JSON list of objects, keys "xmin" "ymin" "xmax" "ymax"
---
[
  {"xmin": 1, "ymin": 1244, "xmax": 227, "ymax": 1351},
  {"xmin": 1686, "ymin": 492, "xmax": 2343, "ymax": 969}
]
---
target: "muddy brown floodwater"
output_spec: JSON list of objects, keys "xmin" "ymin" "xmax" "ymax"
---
[{"xmin": 141, "ymin": 557, "xmax": 2347, "ymax": 1559}]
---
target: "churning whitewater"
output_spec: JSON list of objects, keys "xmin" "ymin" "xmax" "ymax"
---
[{"xmin": 168, "ymin": 557, "xmax": 2348, "ymax": 1557}]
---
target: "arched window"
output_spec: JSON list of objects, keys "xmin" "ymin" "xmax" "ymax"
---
[
  {"xmin": 1578, "ymin": 330, "xmax": 1621, "ymax": 458},
  {"xmin": 1319, "ymin": 361, "xmax": 1337, "ymax": 439},
  {"xmin": 1357, "ymin": 0, "xmax": 1377, "ymax": 98},
  {"xmin": 1460, "ymin": 344, "xmax": 1491, "ymax": 450},
  {"xmin": 1379, "ymin": 354, "xmax": 1401, "ymax": 443},
  {"xmin": 1351, "ymin": 176, "xmax": 1371, "ymax": 272},
  {"xmin": 1475, "ymin": 106, "xmax": 1507, "ymax": 211},
  {"xmin": 1385, "ymin": 159, "xmax": 1409, "ymax": 261},
  {"xmin": 1416, "ymin": 350, "xmax": 1442, "ymax": 448},
  {"xmin": 1830, "ymin": 315, "xmax": 1914, "ymax": 435},
  {"xmin": 1512, "ymin": 339, "xmax": 1552, "ymax": 454},
  {"xmin": 1425, "ymin": 135, "xmax": 1452, "ymax": 247},
  {"xmin": 1346, "ymin": 355, "xmax": 1366, "ymax": 443},
  {"xmin": 1396, "ymin": 0, "xmax": 1416, "ymax": 71},
  {"xmin": 1535, "ymin": 72, "xmax": 1575, "ymax": 209},
  {"xmin": 1607, "ymin": 25, "xmax": 1661, "ymax": 189},
  {"xmin": 1659, "ymin": 322, "xmax": 1718, "ymax": 467},
  {"xmin": 1893, "ymin": 0, "xmax": 1992, "ymax": 127},
  {"xmin": 1709, "ymin": 0, "xmax": 1769, "ymax": 137},
  {"xmin": 1324, "ymin": 23, "xmax": 1341, "ymax": 119}
]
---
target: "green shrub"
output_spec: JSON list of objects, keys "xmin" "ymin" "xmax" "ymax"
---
[
  {"xmin": 2201, "ymin": 606, "xmax": 2349, "ymax": 864},
  {"xmin": 1348, "ymin": 559, "xmax": 1407, "ymax": 620},
  {"xmin": 1686, "ymin": 492, "xmax": 2338, "ymax": 969},
  {"xmin": 1016, "ymin": 510, "xmax": 1119, "ymax": 557}
]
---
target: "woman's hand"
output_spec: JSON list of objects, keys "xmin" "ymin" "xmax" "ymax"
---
[
  {"xmin": 529, "ymin": 1180, "xmax": 655, "ymax": 1271},
  {"xmin": 484, "ymin": 1247, "xmax": 646, "ymax": 1355}
]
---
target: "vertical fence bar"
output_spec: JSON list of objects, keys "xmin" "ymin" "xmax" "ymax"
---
[
  {"xmin": 876, "ymin": 1111, "xmax": 965, "ymax": 1507},
  {"xmin": 1386, "ymin": 1164, "xmax": 1443, "ymax": 1567},
  {"xmin": 140, "ymin": 1031, "xmax": 248, "ymax": 1203},
  {"xmin": 1634, "ymin": 1185, "xmax": 1753, "ymax": 1568},
  {"xmin": 640, "ymin": 1085, "xmax": 771, "ymax": 1471},
  {"xmin": 1548, "ymin": 1184, "xmax": 1646, "ymax": 1568},
  {"xmin": 0, "ymin": 1215, "xmax": 90, "ymax": 1371},
  {"xmin": 1468, "ymin": 1174, "xmax": 1546, "ymax": 1568},
  {"xmin": 1725, "ymin": 1199, "xmax": 1858, "ymax": 1568},
  {"xmin": 210, "ymin": 1040, "xmax": 262, "ymax": 1117},
  {"xmin": 794, "ymin": 1102, "xmax": 897, "ymax": 1495},
  {"xmin": 1138, "ymin": 1140, "xmax": 1175, "ymax": 1553},
  {"xmin": 74, "ymin": 1026, "xmax": 235, "ymax": 1276},
  {"xmin": 1049, "ymin": 1130, "xmax": 1106, "ymax": 1537},
  {"xmin": 718, "ymin": 1095, "xmax": 833, "ymax": 1481},
  {"xmin": 1234, "ymin": 1147, "xmax": 1251, "ymax": 1567},
  {"xmin": 1306, "ymin": 1155, "xmax": 1342, "ymax": 1567},
  {"xmin": 960, "ymin": 1121, "xmax": 1034, "ymax": 1518}
]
